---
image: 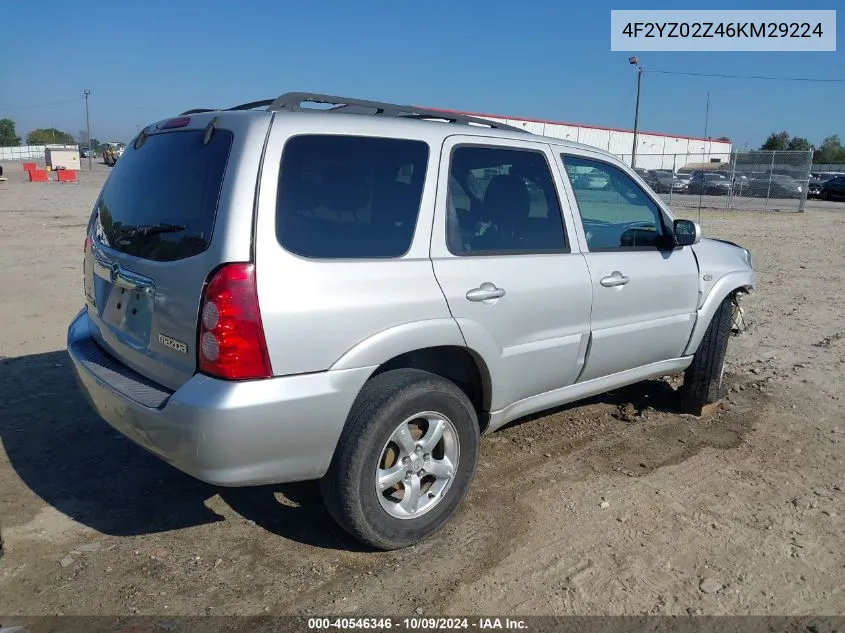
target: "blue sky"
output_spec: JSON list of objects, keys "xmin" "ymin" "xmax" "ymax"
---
[{"xmin": 2, "ymin": 0, "xmax": 842, "ymax": 148}]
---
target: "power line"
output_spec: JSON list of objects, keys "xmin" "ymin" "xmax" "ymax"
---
[
  {"xmin": 0, "ymin": 96, "xmax": 84, "ymax": 113},
  {"xmin": 647, "ymin": 69, "xmax": 845, "ymax": 83}
]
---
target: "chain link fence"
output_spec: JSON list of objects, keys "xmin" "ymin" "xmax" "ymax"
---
[
  {"xmin": 812, "ymin": 163, "xmax": 845, "ymax": 172},
  {"xmin": 618, "ymin": 149, "xmax": 814, "ymax": 212}
]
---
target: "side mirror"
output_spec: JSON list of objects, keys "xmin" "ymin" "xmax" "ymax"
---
[{"xmin": 673, "ymin": 219, "xmax": 701, "ymax": 246}]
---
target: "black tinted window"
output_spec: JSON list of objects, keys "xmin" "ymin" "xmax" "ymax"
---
[
  {"xmin": 276, "ymin": 135, "xmax": 429, "ymax": 258},
  {"xmin": 446, "ymin": 146, "xmax": 567, "ymax": 255},
  {"xmin": 92, "ymin": 129, "xmax": 233, "ymax": 262}
]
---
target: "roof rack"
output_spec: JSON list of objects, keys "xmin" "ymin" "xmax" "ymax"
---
[
  {"xmin": 180, "ymin": 92, "xmax": 527, "ymax": 132},
  {"xmin": 267, "ymin": 92, "xmax": 527, "ymax": 132},
  {"xmin": 179, "ymin": 101, "xmax": 273, "ymax": 116}
]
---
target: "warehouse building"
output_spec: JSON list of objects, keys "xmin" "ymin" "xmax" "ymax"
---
[{"xmin": 428, "ymin": 107, "xmax": 732, "ymax": 171}]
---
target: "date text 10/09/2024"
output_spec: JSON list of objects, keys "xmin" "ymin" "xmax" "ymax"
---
[
  {"xmin": 621, "ymin": 22, "xmax": 824, "ymax": 39},
  {"xmin": 307, "ymin": 618, "xmax": 529, "ymax": 630}
]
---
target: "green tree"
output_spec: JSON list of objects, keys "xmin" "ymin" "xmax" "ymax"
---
[
  {"xmin": 786, "ymin": 136, "xmax": 812, "ymax": 151},
  {"xmin": 814, "ymin": 135, "xmax": 845, "ymax": 164},
  {"xmin": 26, "ymin": 128, "xmax": 75, "ymax": 145},
  {"xmin": 0, "ymin": 118, "xmax": 21, "ymax": 146},
  {"xmin": 760, "ymin": 131, "xmax": 790, "ymax": 151},
  {"xmin": 716, "ymin": 136, "xmax": 731, "ymax": 143}
]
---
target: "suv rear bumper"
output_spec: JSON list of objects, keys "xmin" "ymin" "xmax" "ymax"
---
[{"xmin": 67, "ymin": 308, "xmax": 373, "ymax": 487}]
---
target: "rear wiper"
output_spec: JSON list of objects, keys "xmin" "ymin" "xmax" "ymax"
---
[{"xmin": 117, "ymin": 223, "xmax": 187, "ymax": 237}]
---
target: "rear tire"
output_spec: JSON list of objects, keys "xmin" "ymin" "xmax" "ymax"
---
[
  {"xmin": 320, "ymin": 368, "xmax": 480, "ymax": 550},
  {"xmin": 680, "ymin": 296, "xmax": 733, "ymax": 415}
]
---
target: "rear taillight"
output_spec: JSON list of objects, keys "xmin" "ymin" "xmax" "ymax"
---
[
  {"xmin": 197, "ymin": 263, "xmax": 272, "ymax": 380},
  {"xmin": 83, "ymin": 235, "xmax": 91, "ymax": 252}
]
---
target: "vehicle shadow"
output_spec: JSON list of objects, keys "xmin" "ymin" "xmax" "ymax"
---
[
  {"xmin": 2, "ymin": 350, "xmax": 687, "ymax": 551},
  {"xmin": 500, "ymin": 375, "xmax": 683, "ymax": 430},
  {"xmin": 0, "ymin": 350, "xmax": 364, "ymax": 551},
  {"xmin": 590, "ymin": 377, "xmax": 682, "ymax": 413}
]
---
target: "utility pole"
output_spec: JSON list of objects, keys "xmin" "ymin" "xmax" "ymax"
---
[
  {"xmin": 698, "ymin": 92, "xmax": 711, "ymax": 221},
  {"xmin": 84, "ymin": 89, "xmax": 92, "ymax": 171},
  {"xmin": 629, "ymin": 56, "xmax": 643, "ymax": 169}
]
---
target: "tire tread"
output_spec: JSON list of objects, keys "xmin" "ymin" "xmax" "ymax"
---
[
  {"xmin": 681, "ymin": 297, "xmax": 733, "ymax": 415},
  {"xmin": 320, "ymin": 368, "xmax": 479, "ymax": 550}
]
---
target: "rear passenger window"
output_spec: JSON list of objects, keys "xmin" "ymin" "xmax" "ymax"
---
[
  {"xmin": 276, "ymin": 135, "xmax": 429, "ymax": 258},
  {"xmin": 446, "ymin": 146, "xmax": 567, "ymax": 256}
]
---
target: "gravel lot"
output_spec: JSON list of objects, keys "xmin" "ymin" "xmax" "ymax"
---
[{"xmin": 1, "ymin": 161, "xmax": 843, "ymax": 616}]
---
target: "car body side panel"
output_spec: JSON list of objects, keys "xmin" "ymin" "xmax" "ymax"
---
[
  {"xmin": 254, "ymin": 115, "xmax": 454, "ymax": 377},
  {"xmin": 683, "ymin": 270, "xmax": 755, "ymax": 356},
  {"xmin": 550, "ymin": 147, "xmax": 700, "ymax": 382},
  {"xmin": 487, "ymin": 356, "xmax": 693, "ymax": 432},
  {"xmin": 691, "ymin": 237, "xmax": 754, "ymax": 306},
  {"xmin": 575, "ymin": 249, "xmax": 699, "ymax": 381},
  {"xmin": 429, "ymin": 136, "xmax": 593, "ymax": 412},
  {"xmin": 329, "ymin": 319, "xmax": 467, "ymax": 370}
]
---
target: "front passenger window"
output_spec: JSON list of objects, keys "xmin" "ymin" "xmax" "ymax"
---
[{"xmin": 562, "ymin": 155, "xmax": 668, "ymax": 251}]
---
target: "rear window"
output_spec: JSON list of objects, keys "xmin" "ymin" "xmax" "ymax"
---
[
  {"xmin": 276, "ymin": 134, "xmax": 429, "ymax": 258},
  {"xmin": 92, "ymin": 129, "xmax": 233, "ymax": 261}
]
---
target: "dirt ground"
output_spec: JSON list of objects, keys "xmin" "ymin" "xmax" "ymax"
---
[{"xmin": 0, "ymin": 161, "xmax": 843, "ymax": 617}]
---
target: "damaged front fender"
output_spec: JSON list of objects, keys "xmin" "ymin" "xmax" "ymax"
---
[{"xmin": 683, "ymin": 270, "xmax": 755, "ymax": 356}]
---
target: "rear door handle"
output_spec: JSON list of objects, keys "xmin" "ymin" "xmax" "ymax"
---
[
  {"xmin": 466, "ymin": 282, "xmax": 506, "ymax": 302},
  {"xmin": 600, "ymin": 271, "xmax": 630, "ymax": 287}
]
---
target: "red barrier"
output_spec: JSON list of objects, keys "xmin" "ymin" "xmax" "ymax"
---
[
  {"xmin": 22, "ymin": 162, "xmax": 37, "ymax": 172},
  {"xmin": 56, "ymin": 170, "xmax": 77, "ymax": 182},
  {"xmin": 28, "ymin": 169, "xmax": 49, "ymax": 182}
]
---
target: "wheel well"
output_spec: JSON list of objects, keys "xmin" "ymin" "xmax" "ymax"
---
[{"xmin": 371, "ymin": 346, "xmax": 491, "ymax": 431}]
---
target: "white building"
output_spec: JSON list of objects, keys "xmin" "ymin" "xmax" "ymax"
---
[{"xmin": 427, "ymin": 107, "xmax": 732, "ymax": 171}]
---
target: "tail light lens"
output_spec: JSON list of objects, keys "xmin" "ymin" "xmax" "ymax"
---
[
  {"xmin": 197, "ymin": 263, "xmax": 272, "ymax": 380},
  {"xmin": 83, "ymin": 235, "xmax": 91, "ymax": 252}
]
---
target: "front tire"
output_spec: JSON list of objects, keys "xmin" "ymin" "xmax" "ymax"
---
[
  {"xmin": 320, "ymin": 368, "xmax": 480, "ymax": 550},
  {"xmin": 680, "ymin": 296, "xmax": 733, "ymax": 415}
]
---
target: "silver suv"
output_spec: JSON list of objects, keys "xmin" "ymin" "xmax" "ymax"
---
[{"xmin": 67, "ymin": 92, "xmax": 754, "ymax": 550}]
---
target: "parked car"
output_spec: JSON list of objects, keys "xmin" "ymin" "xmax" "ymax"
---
[
  {"xmin": 741, "ymin": 175, "xmax": 804, "ymax": 198},
  {"xmin": 645, "ymin": 170, "xmax": 688, "ymax": 193},
  {"xmin": 819, "ymin": 176, "xmax": 845, "ymax": 201},
  {"xmin": 571, "ymin": 168, "xmax": 610, "ymax": 190},
  {"xmin": 67, "ymin": 92, "xmax": 755, "ymax": 550},
  {"xmin": 808, "ymin": 173, "xmax": 839, "ymax": 199},
  {"xmin": 633, "ymin": 167, "xmax": 652, "ymax": 181},
  {"xmin": 808, "ymin": 176, "xmax": 825, "ymax": 198},
  {"xmin": 687, "ymin": 171, "xmax": 733, "ymax": 195}
]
